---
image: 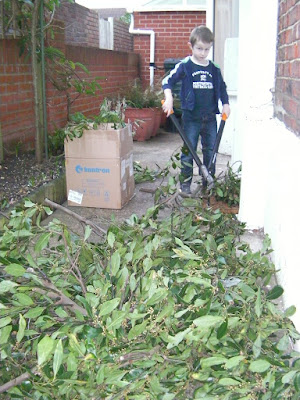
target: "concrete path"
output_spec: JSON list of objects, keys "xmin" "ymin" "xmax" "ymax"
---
[{"xmin": 44, "ymin": 128, "xmax": 264, "ymax": 254}]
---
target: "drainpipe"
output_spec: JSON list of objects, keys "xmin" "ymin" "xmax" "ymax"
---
[{"xmin": 129, "ymin": 13, "xmax": 155, "ymax": 87}]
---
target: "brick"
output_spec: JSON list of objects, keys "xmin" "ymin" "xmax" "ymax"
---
[{"xmin": 0, "ymin": 35, "xmax": 140, "ymax": 150}]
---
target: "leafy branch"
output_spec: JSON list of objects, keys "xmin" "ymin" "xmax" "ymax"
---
[
  {"xmin": 0, "ymin": 196, "xmax": 299, "ymax": 398},
  {"xmin": 45, "ymin": 46, "xmax": 103, "ymax": 121}
]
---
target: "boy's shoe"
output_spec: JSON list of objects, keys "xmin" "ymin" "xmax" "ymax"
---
[{"xmin": 180, "ymin": 183, "xmax": 191, "ymax": 195}]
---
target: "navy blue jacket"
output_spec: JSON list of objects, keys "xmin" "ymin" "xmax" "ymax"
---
[{"xmin": 162, "ymin": 56, "xmax": 229, "ymax": 114}]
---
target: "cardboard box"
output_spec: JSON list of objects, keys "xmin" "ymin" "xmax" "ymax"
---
[
  {"xmin": 64, "ymin": 125, "xmax": 135, "ymax": 209},
  {"xmin": 65, "ymin": 124, "xmax": 133, "ymax": 159}
]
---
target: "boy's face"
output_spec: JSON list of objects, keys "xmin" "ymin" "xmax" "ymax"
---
[{"xmin": 189, "ymin": 39, "xmax": 212, "ymax": 63}]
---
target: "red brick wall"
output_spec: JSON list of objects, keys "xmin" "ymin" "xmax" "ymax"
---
[
  {"xmin": 114, "ymin": 20, "xmax": 134, "ymax": 52},
  {"xmin": 58, "ymin": 2, "xmax": 99, "ymax": 48},
  {"xmin": 275, "ymin": 0, "xmax": 300, "ymax": 135},
  {"xmin": 47, "ymin": 46, "xmax": 140, "ymax": 130},
  {"xmin": 0, "ymin": 40, "xmax": 34, "ymax": 151},
  {"xmin": 0, "ymin": 39, "xmax": 139, "ymax": 153},
  {"xmin": 132, "ymin": 11, "xmax": 206, "ymax": 87},
  {"xmin": 58, "ymin": 2, "xmax": 133, "ymax": 52}
]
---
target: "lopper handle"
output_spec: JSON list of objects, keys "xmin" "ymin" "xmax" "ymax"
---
[
  {"xmin": 161, "ymin": 99, "xmax": 174, "ymax": 115},
  {"xmin": 161, "ymin": 100, "xmax": 214, "ymax": 190},
  {"xmin": 221, "ymin": 113, "xmax": 227, "ymax": 121}
]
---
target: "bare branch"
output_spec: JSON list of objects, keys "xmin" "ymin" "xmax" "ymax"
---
[
  {"xmin": 0, "ymin": 368, "xmax": 37, "ymax": 394},
  {"xmin": 44, "ymin": 198, "xmax": 107, "ymax": 235},
  {"xmin": 32, "ymin": 277, "xmax": 88, "ymax": 316}
]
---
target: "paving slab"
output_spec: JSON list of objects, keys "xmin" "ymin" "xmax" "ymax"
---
[
  {"xmin": 43, "ymin": 129, "xmax": 233, "ymax": 232},
  {"xmin": 35, "ymin": 128, "xmax": 263, "ymax": 259}
]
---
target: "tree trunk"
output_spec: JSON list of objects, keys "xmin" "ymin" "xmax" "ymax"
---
[{"xmin": 31, "ymin": 0, "xmax": 43, "ymax": 163}]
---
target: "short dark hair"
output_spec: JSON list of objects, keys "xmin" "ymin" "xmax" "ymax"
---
[{"xmin": 189, "ymin": 26, "xmax": 214, "ymax": 46}]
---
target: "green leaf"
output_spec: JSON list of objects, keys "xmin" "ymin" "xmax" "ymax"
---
[
  {"xmin": 96, "ymin": 365, "xmax": 105, "ymax": 384},
  {"xmin": 217, "ymin": 319, "xmax": 228, "ymax": 339},
  {"xmin": 68, "ymin": 333, "xmax": 86, "ymax": 356},
  {"xmin": 75, "ymin": 62, "xmax": 89, "ymax": 74},
  {"xmin": 281, "ymin": 370, "xmax": 297, "ymax": 384},
  {"xmin": 44, "ymin": 206, "xmax": 53, "ymax": 216},
  {"xmin": 219, "ymin": 377, "xmax": 240, "ymax": 386},
  {"xmin": 84, "ymin": 226, "xmax": 92, "ymax": 241},
  {"xmin": 128, "ymin": 320, "xmax": 148, "ymax": 340},
  {"xmin": 69, "ymin": 60, "xmax": 76, "ymax": 70},
  {"xmin": 255, "ymin": 288, "xmax": 262, "ymax": 318},
  {"xmin": 17, "ymin": 314, "xmax": 26, "ymax": 343},
  {"xmin": 37, "ymin": 335, "xmax": 55, "ymax": 365},
  {"xmin": 4, "ymin": 263, "xmax": 26, "ymax": 277},
  {"xmin": 149, "ymin": 375, "xmax": 166, "ymax": 394},
  {"xmin": 14, "ymin": 293, "xmax": 34, "ymax": 306},
  {"xmin": 216, "ymin": 187, "xmax": 223, "ymax": 197},
  {"xmin": 99, "ymin": 298, "xmax": 120, "ymax": 316},
  {"xmin": 0, "ymin": 325, "xmax": 12, "ymax": 344},
  {"xmin": 0, "ymin": 280, "xmax": 18, "ymax": 293},
  {"xmin": 106, "ymin": 311, "xmax": 127, "ymax": 331},
  {"xmin": 284, "ymin": 305, "xmax": 296, "ymax": 317},
  {"xmin": 183, "ymin": 285, "xmax": 196, "ymax": 302},
  {"xmin": 24, "ymin": 307, "xmax": 45, "ymax": 319},
  {"xmin": 146, "ymin": 288, "xmax": 168, "ymax": 306},
  {"xmin": 192, "ymin": 372, "xmax": 210, "ymax": 381},
  {"xmin": 294, "ymin": 372, "xmax": 300, "ymax": 392},
  {"xmin": 107, "ymin": 231, "xmax": 115, "ymax": 248},
  {"xmin": 172, "ymin": 238, "xmax": 200, "ymax": 260},
  {"xmin": 205, "ymin": 234, "xmax": 217, "ymax": 252},
  {"xmin": 67, "ymin": 352, "xmax": 78, "ymax": 371},
  {"xmin": 249, "ymin": 359, "xmax": 271, "ymax": 373},
  {"xmin": 26, "ymin": 254, "xmax": 38, "ymax": 269},
  {"xmin": 156, "ymin": 302, "xmax": 174, "ymax": 322},
  {"xmin": 239, "ymin": 283, "xmax": 256, "ymax": 298},
  {"xmin": 175, "ymin": 309, "xmax": 189, "ymax": 318},
  {"xmin": 24, "ymin": 199, "xmax": 36, "ymax": 207},
  {"xmin": 177, "ymin": 276, "xmax": 212, "ymax": 287},
  {"xmin": 266, "ymin": 285, "xmax": 284, "ymax": 300},
  {"xmin": 162, "ymin": 394, "xmax": 176, "ymax": 400},
  {"xmin": 53, "ymin": 339, "xmax": 64, "ymax": 378},
  {"xmin": 276, "ymin": 334, "xmax": 290, "ymax": 352},
  {"xmin": 143, "ymin": 257, "xmax": 153, "ymax": 272},
  {"xmin": 193, "ymin": 315, "xmax": 223, "ymax": 329},
  {"xmin": 253, "ymin": 334, "xmax": 262, "ymax": 359},
  {"xmin": 167, "ymin": 327, "xmax": 192, "ymax": 349},
  {"xmin": 224, "ymin": 355, "xmax": 245, "ymax": 369},
  {"xmin": 34, "ymin": 232, "xmax": 51, "ymax": 252},
  {"xmin": 0, "ymin": 317, "xmax": 12, "ymax": 328},
  {"xmin": 111, "ymin": 252, "xmax": 120, "ymax": 276},
  {"xmin": 129, "ymin": 274, "xmax": 137, "ymax": 291},
  {"xmin": 105, "ymin": 369, "xmax": 127, "ymax": 385},
  {"xmin": 201, "ymin": 356, "xmax": 227, "ymax": 368}
]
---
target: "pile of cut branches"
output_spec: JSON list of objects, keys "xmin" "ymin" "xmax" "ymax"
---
[{"xmin": 0, "ymin": 198, "xmax": 299, "ymax": 399}]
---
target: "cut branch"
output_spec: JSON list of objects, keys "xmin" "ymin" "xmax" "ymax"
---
[
  {"xmin": 32, "ymin": 278, "xmax": 88, "ymax": 316},
  {"xmin": 0, "ymin": 368, "xmax": 37, "ymax": 394},
  {"xmin": 61, "ymin": 233, "xmax": 87, "ymax": 295},
  {"xmin": 44, "ymin": 198, "xmax": 107, "ymax": 236}
]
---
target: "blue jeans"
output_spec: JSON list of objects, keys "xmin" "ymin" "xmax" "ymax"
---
[{"xmin": 181, "ymin": 114, "xmax": 217, "ymax": 185}]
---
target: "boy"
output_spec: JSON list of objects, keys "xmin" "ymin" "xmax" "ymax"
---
[{"xmin": 162, "ymin": 26, "xmax": 230, "ymax": 194}]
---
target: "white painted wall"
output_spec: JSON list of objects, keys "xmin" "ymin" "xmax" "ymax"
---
[
  {"xmin": 220, "ymin": 38, "xmax": 239, "ymax": 155},
  {"xmin": 206, "ymin": 0, "xmax": 300, "ymax": 337},
  {"xmin": 232, "ymin": 0, "xmax": 300, "ymax": 336}
]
